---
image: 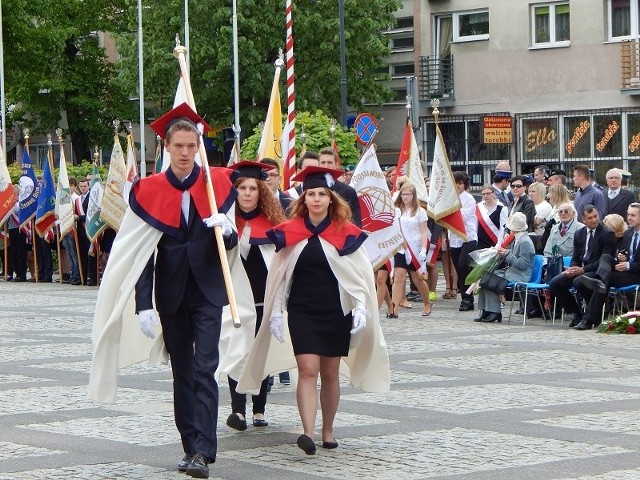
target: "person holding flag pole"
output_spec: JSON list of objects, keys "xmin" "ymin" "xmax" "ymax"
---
[{"xmin": 90, "ymin": 39, "xmax": 244, "ymax": 480}]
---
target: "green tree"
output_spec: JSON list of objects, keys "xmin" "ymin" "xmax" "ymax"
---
[
  {"xmin": 240, "ymin": 110, "xmax": 359, "ymax": 165},
  {"xmin": 115, "ymin": 0, "xmax": 399, "ymax": 136},
  {"xmin": 3, "ymin": 0, "xmax": 135, "ymax": 164}
]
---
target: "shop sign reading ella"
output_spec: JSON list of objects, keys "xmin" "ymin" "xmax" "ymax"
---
[{"xmin": 483, "ymin": 116, "xmax": 512, "ymax": 144}]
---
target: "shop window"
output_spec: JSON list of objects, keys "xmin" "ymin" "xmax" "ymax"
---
[
  {"xmin": 564, "ymin": 116, "xmax": 592, "ymax": 159},
  {"xmin": 593, "ymin": 114, "xmax": 622, "ymax": 158},
  {"xmin": 521, "ymin": 117, "xmax": 559, "ymax": 162}
]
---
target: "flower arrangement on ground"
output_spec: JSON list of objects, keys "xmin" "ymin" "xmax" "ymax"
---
[{"xmin": 598, "ymin": 311, "xmax": 640, "ymax": 334}]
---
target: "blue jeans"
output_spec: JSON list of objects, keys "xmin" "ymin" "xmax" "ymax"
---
[{"xmin": 62, "ymin": 233, "xmax": 80, "ymax": 282}]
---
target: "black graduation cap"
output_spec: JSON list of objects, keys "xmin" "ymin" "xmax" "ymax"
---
[
  {"xmin": 343, "ymin": 164, "xmax": 355, "ymax": 172},
  {"xmin": 228, "ymin": 160, "xmax": 274, "ymax": 180},
  {"xmin": 150, "ymin": 102, "xmax": 211, "ymax": 140},
  {"xmin": 292, "ymin": 166, "xmax": 343, "ymax": 190}
]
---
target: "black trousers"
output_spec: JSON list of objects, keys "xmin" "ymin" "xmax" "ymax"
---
[
  {"xmin": 450, "ymin": 240, "xmax": 478, "ymax": 303},
  {"xmin": 549, "ymin": 272, "xmax": 581, "ymax": 314},
  {"xmin": 228, "ymin": 305, "xmax": 269, "ymax": 416},
  {"xmin": 8, "ymin": 228, "xmax": 27, "ymax": 279},
  {"xmin": 160, "ymin": 274, "xmax": 222, "ymax": 462},
  {"xmin": 36, "ymin": 235, "xmax": 53, "ymax": 281}
]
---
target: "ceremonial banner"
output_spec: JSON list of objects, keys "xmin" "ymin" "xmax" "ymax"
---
[
  {"xmin": 55, "ymin": 145, "xmax": 75, "ymax": 237},
  {"xmin": 427, "ymin": 124, "xmax": 467, "ymax": 240},
  {"xmin": 86, "ymin": 164, "xmax": 107, "ymax": 241},
  {"xmin": 18, "ymin": 148, "xmax": 39, "ymax": 228},
  {"xmin": 226, "ymin": 142, "xmax": 239, "ymax": 167},
  {"xmin": 393, "ymin": 121, "xmax": 428, "ymax": 205},
  {"xmin": 124, "ymin": 134, "xmax": 139, "ymax": 203},
  {"xmin": 100, "ymin": 135, "xmax": 127, "ymax": 231},
  {"xmin": 351, "ymin": 145, "xmax": 402, "ymax": 269},
  {"xmin": 281, "ymin": 0, "xmax": 296, "ymax": 190},
  {"xmin": 0, "ymin": 145, "xmax": 16, "ymax": 225},
  {"xmin": 34, "ymin": 156, "xmax": 56, "ymax": 237},
  {"xmin": 257, "ymin": 60, "xmax": 283, "ymax": 163}
]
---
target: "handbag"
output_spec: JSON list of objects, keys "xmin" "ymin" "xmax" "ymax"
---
[
  {"xmin": 545, "ymin": 245, "xmax": 563, "ymax": 281},
  {"xmin": 479, "ymin": 271, "xmax": 509, "ymax": 294}
]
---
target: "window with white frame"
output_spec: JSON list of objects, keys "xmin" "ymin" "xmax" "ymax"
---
[
  {"xmin": 608, "ymin": 0, "xmax": 640, "ymax": 40},
  {"xmin": 531, "ymin": 3, "xmax": 570, "ymax": 47},
  {"xmin": 452, "ymin": 10, "xmax": 489, "ymax": 42}
]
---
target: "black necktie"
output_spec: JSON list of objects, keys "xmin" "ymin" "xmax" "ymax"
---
[
  {"xmin": 632, "ymin": 232, "xmax": 639, "ymax": 261},
  {"xmin": 584, "ymin": 230, "xmax": 594, "ymax": 260}
]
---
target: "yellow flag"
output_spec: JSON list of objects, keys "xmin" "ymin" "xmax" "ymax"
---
[{"xmin": 257, "ymin": 62, "xmax": 283, "ymax": 162}]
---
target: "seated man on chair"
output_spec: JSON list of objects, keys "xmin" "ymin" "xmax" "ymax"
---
[
  {"xmin": 573, "ymin": 202, "xmax": 640, "ymax": 330},
  {"xmin": 548, "ymin": 204, "xmax": 616, "ymax": 328}
]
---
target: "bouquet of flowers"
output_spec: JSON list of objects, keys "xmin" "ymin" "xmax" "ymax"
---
[
  {"xmin": 465, "ymin": 232, "xmax": 516, "ymax": 295},
  {"xmin": 598, "ymin": 311, "xmax": 640, "ymax": 334}
]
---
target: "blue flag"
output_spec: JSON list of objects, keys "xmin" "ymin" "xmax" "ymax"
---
[
  {"xmin": 18, "ymin": 148, "xmax": 39, "ymax": 228},
  {"xmin": 35, "ymin": 157, "xmax": 56, "ymax": 237}
]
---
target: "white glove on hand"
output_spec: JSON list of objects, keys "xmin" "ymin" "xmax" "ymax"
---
[
  {"xmin": 404, "ymin": 250, "xmax": 412, "ymax": 265},
  {"xmin": 270, "ymin": 313, "xmax": 285, "ymax": 343},
  {"xmin": 419, "ymin": 247, "xmax": 427, "ymax": 264},
  {"xmin": 350, "ymin": 307, "xmax": 367, "ymax": 335},
  {"xmin": 203, "ymin": 213, "xmax": 233, "ymax": 237},
  {"xmin": 138, "ymin": 309, "xmax": 160, "ymax": 339}
]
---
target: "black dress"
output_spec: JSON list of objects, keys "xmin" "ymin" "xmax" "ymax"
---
[{"xmin": 287, "ymin": 218, "xmax": 352, "ymax": 357}]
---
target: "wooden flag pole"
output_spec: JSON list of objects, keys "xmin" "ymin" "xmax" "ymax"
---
[
  {"xmin": 3, "ymin": 223, "xmax": 7, "ymax": 281},
  {"xmin": 74, "ymin": 228, "xmax": 84, "ymax": 285},
  {"xmin": 31, "ymin": 218, "xmax": 38, "ymax": 282},
  {"xmin": 173, "ymin": 38, "xmax": 240, "ymax": 328},
  {"xmin": 56, "ymin": 225, "xmax": 63, "ymax": 284}
]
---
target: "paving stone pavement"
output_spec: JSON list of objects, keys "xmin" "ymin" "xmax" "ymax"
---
[{"xmin": 1, "ymin": 280, "xmax": 640, "ymax": 479}]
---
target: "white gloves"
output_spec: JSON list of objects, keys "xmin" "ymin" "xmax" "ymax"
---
[
  {"xmin": 419, "ymin": 247, "xmax": 427, "ymax": 264},
  {"xmin": 203, "ymin": 213, "xmax": 233, "ymax": 237},
  {"xmin": 404, "ymin": 250, "xmax": 412, "ymax": 265},
  {"xmin": 270, "ymin": 313, "xmax": 285, "ymax": 343},
  {"xmin": 138, "ymin": 309, "xmax": 160, "ymax": 339},
  {"xmin": 350, "ymin": 307, "xmax": 367, "ymax": 335}
]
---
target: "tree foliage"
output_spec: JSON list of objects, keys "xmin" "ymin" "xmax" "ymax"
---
[
  {"xmin": 240, "ymin": 110, "xmax": 359, "ymax": 165},
  {"xmin": 115, "ymin": 0, "xmax": 400, "ymax": 138},
  {"xmin": 3, "ymin": 0, "xmax": 135, "ymax": 163}
]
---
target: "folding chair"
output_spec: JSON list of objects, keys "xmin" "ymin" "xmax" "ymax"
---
[
  {"xmin": 508, "ymin": 255, "xmax": 546, "ymax": 325},
  {"xmin": 602, "ymin": 284, "xmax": 640, "ymax": 323}
]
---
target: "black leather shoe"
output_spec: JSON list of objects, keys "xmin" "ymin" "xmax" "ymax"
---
[
  {"xmin": 473, "ymin": 311, "xmax": 486, "ymax": 322},
  {"xmin": 253, "ymin": 417, "xmax": 269, "ymax": 427},
  {"xmin": 574, "ymin": 319, "xmax": 593, "ymax": 330},
  {"xmin": 578, "ymin": 276, "xmax": 607, "ymax": 295},
  {"xmin": 226, "ymin": 413, "xmax": 247, "ymax": 431},
  {"xmin": 514, "ymin": 307, "xmax": 524, "ymax": 314},
  {"xmin": 459, "ymin": 301, "xmax": 474, "ymax": 312},
  {"xmin": 297, "ymin": 434, "xmax": 316, "ymax": 455},
  {"xmin": 526, "ymin": 309, "xmax": 543, "ymax": 319},
  {"xmin": 178, "ymin": 454, "xmax": 193, "ymax": 472},
  {"xmin": 322, "ymin": 439, "xmax": 339, "ymax": 449},
  {"xmin": 569, "ymin": 313, "xmax": 582, "ymax": 328},
  {"xmin": 186, "ymin": 453, "xmax": 209, "ymax": 478},
  {"xmin": 482, "ymin": 312, "xmax": 502, "ymax": 323}
]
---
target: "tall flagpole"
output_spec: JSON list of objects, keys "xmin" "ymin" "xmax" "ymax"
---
[
  {"xmin": 283, "ymin": 0, "xmax": 296, "ymax": 189},
  {"xmin": 0, "ymin": 0, "xmax": 6, "ymax": 154},
  {"xmin": 232, "ymin": 0, "xmax": 241, "ymax": 147},
  {"xmin": 184, "ymin": 0, "xmax": 190, "ymax": 73},
  {"xmin": 137, "ymin": 0, "xmax": 146, "ymax": 178}
]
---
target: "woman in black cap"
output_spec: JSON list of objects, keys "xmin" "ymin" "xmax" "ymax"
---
[
  {"xmin": 224, "ymin": 161, "xmax": 286, "ymax": 432},
  {"xmin": 236, "ymin": 166, "xmax": 390, "ymax": 455}
]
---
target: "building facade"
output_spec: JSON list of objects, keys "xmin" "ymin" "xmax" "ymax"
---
[{"xmin": 373, "ymin": 0, "xmax": 640, "ymax": 191}]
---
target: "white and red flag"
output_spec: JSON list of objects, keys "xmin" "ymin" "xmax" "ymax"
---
[
  {"xmin": 351, "ymin": 145, "xmax": 402, "ymax": 270},
  {"xmin": 428, "ymin": 124, "xmax": 467, "ymax": 240},
  {"xmin": 392, "ymin": 121, "xmax": 428, "ymax": 205},
  {"xmin": 0, "ymin": 144, "xmax": 16, "ymax": 226}
]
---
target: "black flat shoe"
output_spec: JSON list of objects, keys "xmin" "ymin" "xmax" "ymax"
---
[
  {"xmin": 253, "ymin": 418, "xmax": 269, "ymax": 427},
  {"xmin": 322, "ymin": 439, "xmax": 339, "ymax": 449},
  {"xmin": 226, "ymin": 413, "xmax": 247, "ymax": 431},
  {"xmin": 297, "ymin": 434, "xmax": 316, "ymax": 455},
  {"xmin": 481, "ymin": 312, "xmax": 502, "ymax": 323}
]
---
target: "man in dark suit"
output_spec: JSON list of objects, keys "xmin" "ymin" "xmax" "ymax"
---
[
  {"xmin": 573, "ymin": 202, "xmax": 640, "ymax": 330},
  {"xmin": 75, "ymin": 178, "xmax": 91, "ymax": 285},
  {"xmin": 318, "ymin": 147, "xmax": 362, "ymax": 227},
  {"xmin": 548, "ymin": 204, "xmax": 616, "ymax": 327},
  {"xmin": 133, "ymin": 104, "xmax": 238, "ymax": 479},
  {"xmin": 604, "ymin": 168, "xmax": 636, "ymax": 221}
]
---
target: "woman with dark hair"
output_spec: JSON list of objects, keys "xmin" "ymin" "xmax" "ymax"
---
[
  {"xmin": 508, "ymin": 175, "xmax": 536, "ymax": 232},
  {"xmin": 237, "ymin": 166, "xmax": 390, "ymax": 455},
  {"xmin": 224, "ymin": 161, "xmax": 286, "ymax": 432}
]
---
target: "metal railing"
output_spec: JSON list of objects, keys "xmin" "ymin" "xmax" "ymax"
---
[{"xmin": 419, "ymin": 55, "xmax": 454, "ymax": 100}]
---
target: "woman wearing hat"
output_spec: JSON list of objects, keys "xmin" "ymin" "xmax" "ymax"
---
[
  {"xmin": 475, "ymin": 212, "xmax": 534, "ymax": 323},
  {"xmin": 223, "ymin": 161, "xmax": 286, "ymax": 432},
  {"xmin": 236, "ymin": 166, "xmax": 390, "ymax": 455}
]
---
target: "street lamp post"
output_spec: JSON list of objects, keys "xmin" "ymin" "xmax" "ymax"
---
[{"xmin": 338, "ymin": 0, "xmax": 347, "ymax": 128}]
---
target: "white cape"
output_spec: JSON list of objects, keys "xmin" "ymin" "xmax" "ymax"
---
[
  {"xmin": 88, "ymin": 207, "xmax": 254, "ymax": 403},
  {"xmin": 237, "ymin": 237, "xmax": 390, "ymax": 394}
]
